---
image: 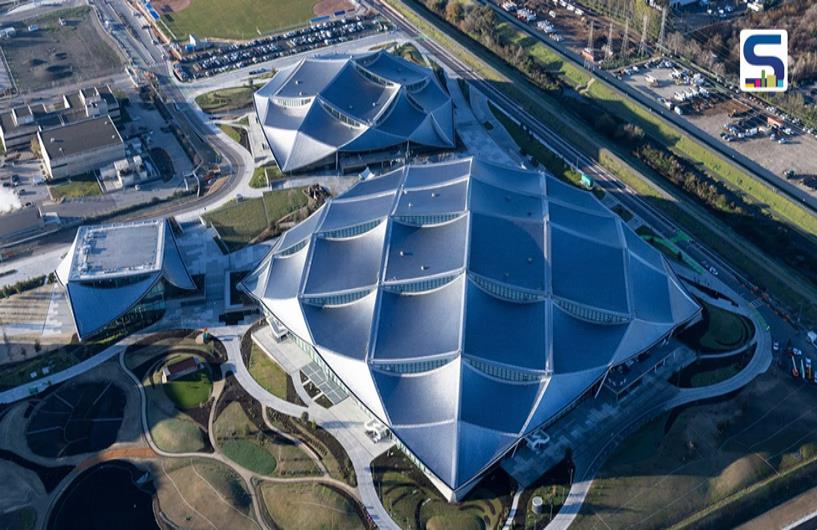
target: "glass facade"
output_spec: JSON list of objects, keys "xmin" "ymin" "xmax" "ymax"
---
[
  {"xmin": 374, "ymin": 356, "xmax": 452, "ymax": 374},
  {"xmin": 384, "ymin": 274, "xmax": 457, "ymax": 294},
  {"xmin": 466, "ymin": 357, "xmax": 545, "ymax": 382},
  {"xmin": 394, "ymin": 213, "xmax": 461, "ymax": 226},
  {"xmin": 320, "ymin": 219, "xmax": 382, "ymax": 239},
  {"xmin": 278, "ymin": 239, "xmax": 308, "ymax": 256},
  {"xmin": 555, "ymin": 298, "xmax": 630, "ymax": 324},
  {"xmin": 302, "ymin": 289, "xmax": 371, "ymax": 307},
  {"xmin": 471, "ymin": 274, "xmax": 543, "ymax": 302}
]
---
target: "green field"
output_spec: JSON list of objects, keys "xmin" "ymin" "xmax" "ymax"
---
[
  {"xmin": 163, "ymin": 364, "xmax": 212, "ymax": 409},
  {"xmin": 195, "ymin": 86, "xmax": 255, "ymax": 113},
  {"xmin": 260, "ymin": 482, "xmax": 365, "ymax": 530},
  {"xmin": 49, "ymin": 176, "xmax": 101, "ymax": 199},
  {"xmin": 202, "ymin": 188, "xmax": 309, "ymax": 252},
  {"xmin": 145, "ymin": 374, "xmax": 208, "ymax": 453},
  {"xmin": 219, "ymin": 124, "xmax": 243, "ymax": 144},
  {"xmin": 162, "ymin": 0, "xmax": 317, "ymax": 41}
]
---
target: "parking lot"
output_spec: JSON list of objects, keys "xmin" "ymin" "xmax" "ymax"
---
[
  {"xmin": 621, "ymin": 62, "xmax": 817, "ymax": 194},
  {"xmin": 174, "ymin": 15, "xmax": 387, "ymax": 81}
]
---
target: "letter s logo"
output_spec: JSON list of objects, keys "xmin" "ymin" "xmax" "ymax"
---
[{"xmin": 740, "ymin": 30, "xmax": 788, "ymax": 92}]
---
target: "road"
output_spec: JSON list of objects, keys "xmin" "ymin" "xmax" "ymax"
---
[{"xmin": 479, "ymin": 0, "xmax": 817, "ymax": 215}]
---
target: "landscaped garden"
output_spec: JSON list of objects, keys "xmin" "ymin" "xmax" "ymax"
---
[
  {"xmin": 372, "ymin": 449, "xmax": 513, "ymax": 530},
  {"xmin": 213, "ymin": 379, "xmax": 320, "ymax": 478},
  {"xmin": 247, "ymin": 343, "xmax": 303, "ymax": 404},
  {"xmin": 202, "ymin": 187, "xmax": 313, "ymax": 252},
  {"xmin": 124, "ymin": 331, "xmax": 225, "ymax": 454},
  {"xmin": 249, "ymin": 163, "xmax": 283, "ymax": 188},
  {"xmin": 163, "ymin": 360, "xmax": 213, "ymax": 409},
  {"xmin": 195, "ymin": 86, "xmax": 256, "ymax": 114},
  {"xmin": 260, "ymin": 482, "xmax": 366, "ymax": 530},
  {"xmin": 681, "ymin": 299, "xmax": 754, "ymax": 353}
]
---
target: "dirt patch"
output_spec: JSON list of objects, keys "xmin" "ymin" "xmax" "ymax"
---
[
  {"xmin": 151, "ymin": 0, "xmax": 191, "ymax": 15},
  {"xmin": 313, "ymin": 0, "xmax": 354, "ymax": 17}
]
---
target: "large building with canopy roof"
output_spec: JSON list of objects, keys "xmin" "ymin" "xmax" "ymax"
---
[
  {"xmin": 240, "ymin": 157, "xmax": 700, "ymax": 500},
  {"xmin": 254, "ymin": 50, "xmax": 455, "ymax": 173}
]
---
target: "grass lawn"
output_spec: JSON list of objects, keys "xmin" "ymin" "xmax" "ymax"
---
[
  {"xmin": 221, "ymin": 438, "xmax": 277, "ymax": 475},
  {"xmin": 260, "ymin": 482, "xmax": 365, "ymax": 530},
  {"xmin": 489, "ymin": 102, "xmax": 583, "ymax": 187},
  {"xmin": 681, "ymin": 300, "xmax": 754, "ymax": 353},
  {"xmin": 262, "ymin": 188, "xmax": 309, "ymax": 222},
  {"xmin": 249, "ymin": 164, "xmax": 283, "ymax": 188},
  {"xmin": 163, "ymin": 365, "xmax": 212, "ymax": 409},
  {"xmin": 49, "ymin": 176, "xmax": 101, "ymax": 199},
  {"xmin": 195, "ymin": 86, "xmax": 255, "ymax": 113},
  {"xmin": 145, "ymin": 374, "xmax": 208, "ymax": 453},
  {"xmin": 202, "ymin": 188, "xmax": 309, "ymax": 252},
  {"xmin": 203, "ymin": 196, "xmax": 268, "ymax": 252},
  {"xmin": 162, "ymin": 0, "xmax": 316, "ymax": 40},
  {"xmin": 248, "ymin": 344, "xmax": 290, "ymax": 401}
]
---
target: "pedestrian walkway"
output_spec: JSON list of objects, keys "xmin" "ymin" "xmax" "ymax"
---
[{"xmin": 444, "ymin": 76, "xmax": 517, "ymax": 166}]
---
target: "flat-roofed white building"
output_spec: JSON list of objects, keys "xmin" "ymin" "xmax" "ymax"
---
[
  {"xmin": 38, "ymin": 115, "xmax": 125, "ymax": 179},
  {"xmin": 241, "ymin": 157, "xmax": 701, "ymax": 500},
  {"xmin": 56, "ymin": 218, "xmax": 196, "ymax": 340}
]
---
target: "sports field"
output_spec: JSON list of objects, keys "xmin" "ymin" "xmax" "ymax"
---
[{"xmin": 158, "ymin": 0, "xmax": 319, "ymax": 41}]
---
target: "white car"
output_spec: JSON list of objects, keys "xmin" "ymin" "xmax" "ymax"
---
[
  {"xmin": 773, "ymin": 341, "xmax": 780, "ymax": 352},
  {"xmin": 709, "ymin": 266, "xmax": 718, "ymax": 276}
]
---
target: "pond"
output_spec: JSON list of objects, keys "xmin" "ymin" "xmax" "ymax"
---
[{"xmin": 48, "ymin": 461, "xmax": 158, "ymax": 530}]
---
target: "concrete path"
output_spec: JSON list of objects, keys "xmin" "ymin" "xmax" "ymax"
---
[{"xmin": 221, "ymin": 325, "xmax": 400, "ymax": 530}]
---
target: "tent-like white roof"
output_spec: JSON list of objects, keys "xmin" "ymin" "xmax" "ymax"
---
[
  {"xmin": 241, "ymin": 157, "xmax": 700, "ymax": 493},
  {"xmin": 56, "ymin": 218, "xmax": 195, "ymax": 340},
  {"xmin": 254, "ymin": 51, "xmax": 455, "ymax": 172}
]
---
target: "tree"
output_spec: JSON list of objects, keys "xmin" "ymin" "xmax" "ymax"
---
[{"xmin": 445, "ymin": 0, "xmax": 464, "ymax": 23}]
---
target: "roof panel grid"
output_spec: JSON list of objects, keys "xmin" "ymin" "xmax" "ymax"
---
[
  {"xmin": 372, "ymin": 275, "xmax": 465, "ymax": 361},
  {"xmin": 385, "ymin": 217, "xmax": 468, "ymax": 283},
  {"xmin": 468, "ymin": 214, "xmax": 546, "ymax": 292}
]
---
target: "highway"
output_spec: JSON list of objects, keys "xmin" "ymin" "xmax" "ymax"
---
[{"xmin": 479, "ymin": 0, "xmax": 817, "ymax": 215}]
